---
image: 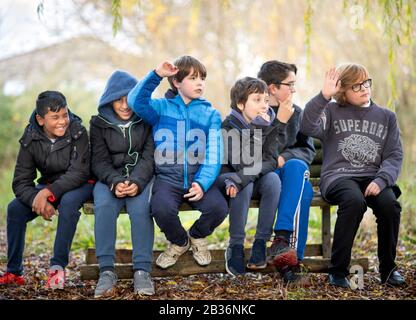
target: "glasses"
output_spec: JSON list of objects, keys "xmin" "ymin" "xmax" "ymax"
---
[
  {"xmin": 277, "ymin": 82, "xmax": 296, "ymax": 90},
  {"xmin": 350, "ymin": 79, "xmax": 372, "ymax": 92}
]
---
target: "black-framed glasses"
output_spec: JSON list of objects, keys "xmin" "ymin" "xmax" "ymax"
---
[
  {"xmin": 277, "ymin": 82, "xmax": 296, "ymax": 90},
  {"xmin": 351, "ymin": 79, "xmax": 372, "ymax": 92}
]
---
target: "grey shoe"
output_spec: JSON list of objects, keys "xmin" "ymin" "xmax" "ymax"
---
[
  {"xmin": 94, "ymin": 270, "xmax": 117, "ymax": 298},
  {"xmin": 134, "ymin": 270, "xmax": 155, "ymax": 296}
]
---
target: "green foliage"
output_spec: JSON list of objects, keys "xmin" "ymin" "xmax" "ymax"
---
[
  {"xmin": 111, "ymin": 0, "xmax": 123, "ymax": 37},
  {"xmin": 397, "ymin": 176, "xmax": 416, "ymax": 238},
  {"xmin": 0, "ymin": 95, "xmax": 21, "ymax": 167},
  {"xmin": 303, "ymin": 0, "xmax": 313, "ymax": 78}
]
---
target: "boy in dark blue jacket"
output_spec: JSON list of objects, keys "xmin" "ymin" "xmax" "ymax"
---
[
  {"xmin": 0, "ymin": 91, "xmax": 92, "ymax": 289},
  {"xmin": 219, "ymin": 77, "xmax": 291, "ymax": 276},
  {"xmin": 128, "ymin": 56, "xmax": 228, "ymax": 269}
]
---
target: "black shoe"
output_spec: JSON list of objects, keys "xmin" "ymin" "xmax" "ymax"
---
[
  {"xmin": 247, "ymin": 239, "xmax": 267, "ymax": 270},
  {"xmin": 225, "ymin": 244, "xmax": 245, "ymax": 276},
  {"xmin": 282, "ymin": 261, "xmax": 305, "ymax": 283},
  {"xmin": 328, "ymin": 274, "xmax": 350, "ymax": 288},
  {"xmin": 381, "ymin": 270, "xmax": 406, "ymax": 287}
]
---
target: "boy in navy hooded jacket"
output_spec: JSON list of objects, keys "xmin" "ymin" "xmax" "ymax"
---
[{"xmin": 90, "ymin": 70, "xmax": 155, "ymax": 297}]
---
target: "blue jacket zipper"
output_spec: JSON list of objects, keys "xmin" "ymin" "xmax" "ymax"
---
[{"xmin": 184, "ymin": 106, "xmax": 189, "ymax": 189}]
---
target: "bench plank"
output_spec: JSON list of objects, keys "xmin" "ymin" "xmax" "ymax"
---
[
  {"xmin": 82, "ymin": 195, "xmax": 329, "ymax": 215},
  {"xmin": 84, "ymin": 245, "xmax": 324, "ymax": 265},
  {"xmin": 79, "ymin": 257, "xmax": 368, "ymax": 280}
]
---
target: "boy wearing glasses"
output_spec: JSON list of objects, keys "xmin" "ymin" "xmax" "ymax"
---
[
  {"xmin": 301, "ymin": 63, "xmax": 405, "ymax": 288},
  {"xmin": 257, "ymin": 61, "xmax": 315, "ymax": 282}
]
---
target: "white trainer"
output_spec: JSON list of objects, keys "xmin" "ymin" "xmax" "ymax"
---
[
  {"xmin": 156, "ymin": 240, "xmax": 190, "ymax": 269},
  {"xmin": 189, "ymin": 235, "xmax": 211, "ymax": 266}
]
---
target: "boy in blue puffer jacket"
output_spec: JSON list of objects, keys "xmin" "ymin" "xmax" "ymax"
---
[{"xmin": 128, "ymin": 56, "xmax": 228, "ymax": 269}]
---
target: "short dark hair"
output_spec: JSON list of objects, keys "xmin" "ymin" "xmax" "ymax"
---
[
  {"xmin": 168, "ymin": 55, "xmax": 207, "ymax": 93},
  {"xmin": 36, "ymin": 91, "xmax": 67, "ymax": 117},
  {"xmin": 257, "ymin": 60, "xmax": 297, "ymax": 88},
  {"xmin": 230, "ymin": 77, "xmax": 268, "ymax": 112}
]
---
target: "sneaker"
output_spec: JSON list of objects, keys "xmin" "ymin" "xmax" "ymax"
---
[
  {"xmin": 134, "ymin": 270, "xmax": 155, "ymax": 295},
  {"xmin": 381, "ymin": 270, "xmax": 406, "ymax": 287},
  {"xmin": 268, "ymin": 235, "xmax": 298, "ymax": 272},
  {"xmin": 247, "ymin": 239, "xmax": 267, "ymax": 270},
  {"xmin": 225, "ymin": 244, "xmax": 245, "ymax": 276},
  {"xmin": 156, "ymin": 240, "xmax": 190, "ymax": 269},
  {"xmin": 94, "ymin": 270, "xmax": 118, "ymax": 298},
  {"xmin": 0, "ymin": 272, "xmax": 25, "ymax": 286},
  {"xmin": 45, "ymin": 265, "xmax": 65, "ymax": 290},
  {"xmin": 328, "ymin": 274, "xmax": 350, "ymax": 288},
  {"xmin": 189, "ymin": 234, "xmax": 211, "ymax": 266},
  {"xmin": 282, "ymin": 262, "xmax": 302, "ymax": 283}
]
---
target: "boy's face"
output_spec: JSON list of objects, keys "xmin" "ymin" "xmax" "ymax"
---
[
  {"xmin": 237, "ymin": 92, "xmax": 269, "ymax": 123},
  {"xmin": 174, "ymin": 68, "xmax": 206, "ymax": 104},
  {"xmin": 112, "ymin": 96, "xmax": 133, "ymax": 121},
  {"xmin": 344, "ymin": 77, "xmax": 372, "ymax": 106},
  {"xmin": 36, "ymin": 106, "xmax": 70, "ymax": 139},
  {"xmin": 269, "ymin": 71, "xmax": 296, "ymax": 104}
]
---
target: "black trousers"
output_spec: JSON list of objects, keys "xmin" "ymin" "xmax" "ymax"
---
[
  {"xmin": 150, "ymin": 178, "xmax": 229, "ymax": 246},
  {"xmin": 325, "ymin": 176, "xmax": 401, "ymax": 277}
]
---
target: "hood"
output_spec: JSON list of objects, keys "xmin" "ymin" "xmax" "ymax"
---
[
  {"xmin": 169, "ymin": 93, "xmax": 212, "ymax": 109},
  {"xmin": 98, "ymin": 70, "xmax": 138, "ymax": 123}
]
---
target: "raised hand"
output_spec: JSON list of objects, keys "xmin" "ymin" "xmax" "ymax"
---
[
  {"xmin": 322, "ymin": 68, "xmax": 341, "ymax": 100},
  {"xmin": 184, "ymin": 182, "xmax": 204, "ymax": 202},
  {"xmin": 155, "ymin": 61, "xmax": 179, "ymax": 78},
  {"xmin": 276, "ymin": 92, "xmax": 294, "ymax": 123}
]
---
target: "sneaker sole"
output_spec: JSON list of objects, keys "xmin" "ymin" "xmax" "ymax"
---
[
  {"xmin": 246, "ymin": 262, "xmax": 267, "ymax": 270},
  {"xmin": 135, "ymin": 289, "xmax": 155, "ymax": 296},
  {"xmin": 224, "ymin": 250, "xmax": 237, "ymax": 277},
  {"xmin": 193, "ymin": 256, "xmax": 211, "ymax": 267},
  {"xmin": 0, "ymin": 282, "xmax": 25, "ymax": 287},
  {"xmin": 46, "ymin": 284, "xmax": 64, "ymax": 290},
  {"xmin": 94, "ymin": 287, "xmax": 116, "ymax": 299},
  {"xmin": 224, "ymin": 250, "xmax": 246, "ymax": 277}
]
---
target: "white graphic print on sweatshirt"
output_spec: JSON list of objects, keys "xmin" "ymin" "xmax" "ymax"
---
[{"xmin": 337, "ymin": 134, "xmax": 381, "ymax": 168}]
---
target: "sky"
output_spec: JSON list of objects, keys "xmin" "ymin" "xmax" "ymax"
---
[{"xmin": 0, "ymin": 0, "xmax": 81, "ymax": 59}]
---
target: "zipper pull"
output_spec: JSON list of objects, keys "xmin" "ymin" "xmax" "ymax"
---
[
  {"xmin": 72, "ymin": 145, "xmax": 78, "ymax": 160},
  {"xmin": 121, "ymin": 127, "xmax": 126, "ymax": 138}
]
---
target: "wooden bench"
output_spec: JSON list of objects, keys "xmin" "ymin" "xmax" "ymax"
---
[{"xmin": 79, "ymin": 140, "xmax": 369, "ymax": 280}]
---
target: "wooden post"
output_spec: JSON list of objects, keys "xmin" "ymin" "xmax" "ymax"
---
[{"xmin": 321, "ymin": 205, "xmax": 331, "ymax": 259}]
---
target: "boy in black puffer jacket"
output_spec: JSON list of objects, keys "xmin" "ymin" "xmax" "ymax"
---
[
  {"xmin": 90, "ymin": 70, "xmax": 155, "ymax": 298},
  {"xmin": 1, "ymin": 91, "xmax": 93, "ymax": 290}
]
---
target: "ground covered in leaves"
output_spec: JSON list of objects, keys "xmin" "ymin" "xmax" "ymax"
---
[{"xmin": 0, "ymin": 228, "xmax": 415, "ymax": 300}]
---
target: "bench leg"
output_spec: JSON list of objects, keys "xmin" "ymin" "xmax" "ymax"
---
[{"xmin": 321, "ymin": 205, "xmax": 331, "ymax": 259}]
